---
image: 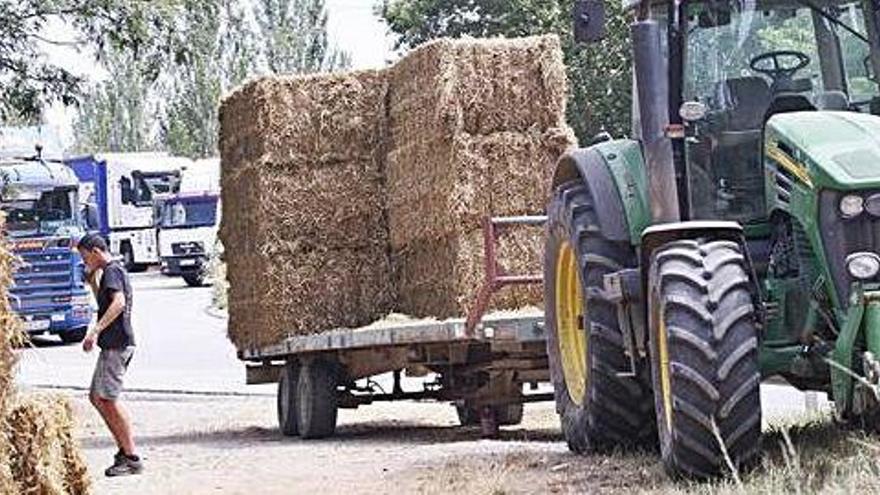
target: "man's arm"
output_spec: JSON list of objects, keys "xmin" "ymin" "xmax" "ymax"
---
[{"xmin": 94, "ymin": 291, "xmax": 126, "ymax": 333}]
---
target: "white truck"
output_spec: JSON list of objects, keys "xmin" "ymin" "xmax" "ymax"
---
[
  {"xmin": 157, "ymin": 158, "xmax": 221, "ymax": 287},
  {"xmin": 65, "ymin": 153, "xmax": 190, "ymax": 271}
]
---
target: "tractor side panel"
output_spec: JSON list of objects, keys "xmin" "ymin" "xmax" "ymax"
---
[{"xmin": 551, "ymin": 139, "xmax": 650, "ymax": 246}]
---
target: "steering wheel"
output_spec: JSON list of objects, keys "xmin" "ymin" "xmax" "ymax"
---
[{"xmin": 749, "ymin": 50, "xmax": 810, "ymax": 82}]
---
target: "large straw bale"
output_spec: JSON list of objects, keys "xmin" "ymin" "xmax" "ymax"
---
[
  {"xmin": 387, "ymin": 128, "xmax": 575, "ymax": 248},
  {"xmin": 5, "ymin": 395, "xmax": 90, "ymax": 495},
  {"xmin": 220, "ymin": 159, "xmax": 386, "ymax": 251},
  {"xmin": 387, "ymin": 35, "xmax": 568, "ymax": 145},
  {"xmin": 226, "ymin": 246, "xmax": 395, "ymax": 349},
  {"xmin": 219, "ymin": 70, "xmax": 388, "ymax": 169},
  {"xmin": 395, "ymin": 227, "xmax": 543, "ymax": 319}
]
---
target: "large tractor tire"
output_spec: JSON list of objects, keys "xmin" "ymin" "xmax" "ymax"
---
[
  {"xmin": 277, "ymin": 361, "xmax": 300, "ymax": 436},
  {"xmin": 545, "ymin": 180, "xmax": 656, "ymax": 453},
  {"xmin": 59, "ymin": 327, "xmax": 88, "ymax": 344},
  {"xmin": 296, "ymin": 359, "xmax": 338, "ymax": 439},
  {"xmin": 648, "ymin": 239, "xmax": 761, "ymax": 478},
  {"xmin": 183, "ymin": 272, "xmax": 206, "ymax": 287}
]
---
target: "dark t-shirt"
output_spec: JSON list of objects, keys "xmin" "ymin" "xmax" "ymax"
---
[{"xmin": 97, "ymin": 261, "xmax": 135, "ymax": 349}]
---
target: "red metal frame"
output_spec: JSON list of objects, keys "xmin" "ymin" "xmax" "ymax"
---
[{"xmin": 464, "ymin": 215, "xmax": 547, "ymax": 337}]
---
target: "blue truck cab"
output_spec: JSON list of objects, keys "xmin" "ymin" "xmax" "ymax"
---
[{"xmin": 0, "ymin": 158, "xmax": 92, "ymax": 343}]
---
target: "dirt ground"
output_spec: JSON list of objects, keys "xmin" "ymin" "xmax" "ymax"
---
[{"xmin": 67, "ymin": 390, "xmax": 680, "ymax": 495}]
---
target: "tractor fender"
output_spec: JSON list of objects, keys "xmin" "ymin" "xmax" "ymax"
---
[{"xmin": 551, "ymin": 147, "xmax": 630, "ymax": 242}]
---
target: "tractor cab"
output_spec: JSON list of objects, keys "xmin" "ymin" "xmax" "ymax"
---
[{"xmin": 658, "ymin": 0, "xmax": 880, "ymax": 225}]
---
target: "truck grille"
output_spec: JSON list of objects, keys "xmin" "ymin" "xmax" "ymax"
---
[
  {"xmin": 172, "ymin": 241, "xmax": 205, "ymax": 256},
  {"xmin": 818, "ymin": 189, "xmax": 880, "ymax": 304},
  {"xmin": 8, "ymin": 247, "xmax": 77, "ymax": 311}
]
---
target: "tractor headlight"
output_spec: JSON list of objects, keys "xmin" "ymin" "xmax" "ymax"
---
[
  {"xmin": 865, "ymin": 193, "xmax": 880, "ymax": 217},
  {"xmin": 840, "ymin": 194, "xmax": 864, "ymax": 218},
  {"xmin": 846, "ymin": 252, "xmax": 880, "ymax": 280}
]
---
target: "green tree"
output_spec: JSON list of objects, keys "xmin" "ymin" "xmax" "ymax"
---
[
  {"xmin": 255, "ymin": 0, "xmax": 351, "ymax": 74},
  {"xmin": 73, "ymin": 48, "xmax": 157, "ymax": 152},
  {"xmin": 0, "ymin": 1, "xmax": 187, "ymax": 122},
  {"xmin": 379, "ymin": 0, "xmax": 633, "ymax": 142},
  {"xmin": 161, "ymin": 2, "xmax": 223, "ymax": 158}
]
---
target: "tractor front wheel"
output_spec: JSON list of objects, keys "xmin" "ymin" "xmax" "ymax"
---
[{"xmin": 648, "ymin": 239, "xmax": 762, "ymax": 478}]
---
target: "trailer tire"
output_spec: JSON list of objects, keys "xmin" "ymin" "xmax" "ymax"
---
[
  {"xmin": 277, "ymin": 362, "xmax": 300, "ymax": 436},
  {"xmin": 456, "ymin": 403, "xmax": 524, "ymax": 427},
  {"xmin": 296, "ymin": 360, "xmax": 338, "ymax": 439},
  {"xmin": 120, "ymin": 243, "xmax": 148, "ymax": 273},
  {"xmin": 648, "ymin": 239, "xmax": 761, "ymax": 478},
  {"xmin": 60, "ymin": 327, "xmax": 87, "ymax": 344},
  {"xmin": 545, "ymin": 180, "xmax": 656, "ymax": 453}
]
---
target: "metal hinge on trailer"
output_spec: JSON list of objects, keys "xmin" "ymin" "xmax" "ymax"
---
[{"xmin": 464, "ymin": 215, "xmax": 547, "ymax": 337}]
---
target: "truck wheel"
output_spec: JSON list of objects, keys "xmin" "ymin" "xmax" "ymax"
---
[
  {"xmin": 648, "ymin": 239, "xmax": 761, "ymax": 478},
  {"xmin": 296, "ymin": 359, "xmax": 338, "ymax": 439},
  {"xmin": 277, "ymin": 362, "xmax": 300, "ymax": 436},
  {"xmin": 456, "ymin": 403, "xmax": 524, "ymax": 427},
  {"xmin": 544, "ymin": 180, "xmax": 655, "ymax": 453},
  {"xmin": 183, "ymin": 273, "xmax": 206, "ymax": 287},
  {"xmin": 60, "ymin": 327, "xmax": 87, "ymax": 344}
]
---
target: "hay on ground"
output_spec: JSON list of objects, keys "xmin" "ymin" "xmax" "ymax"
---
[{"xmin": 5, "ymin": 395, "xmax": 91, "ymax": 495}]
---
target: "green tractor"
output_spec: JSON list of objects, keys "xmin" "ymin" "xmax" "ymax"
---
[{"xmin": 546, "ymin": 0, "xmax": 880, "ymax": 478}]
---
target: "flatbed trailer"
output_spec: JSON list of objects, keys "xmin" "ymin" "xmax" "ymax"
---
[{"xmin": 239, "ymin": 216, "xmax": 553, "ymax": 439}]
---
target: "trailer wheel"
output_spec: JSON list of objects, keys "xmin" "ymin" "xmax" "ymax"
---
[
  {"xmin": 648, "ymin": 239, "xmax": 761, "ymax": 478},
  {"xmin": 60, "ymin": 327, "xmax": 87, "ymax": 344},
  {"xmin": 296, "ymin": 360, "xmax": 338, "ymax": 439},
  {"xmin": 456, "ymin": 403, "xmax": 524, "ymax": 427},
  {"xmin": 120, "ymin": 243, "xmax": 148, "ymax": 273},
  {"xmin": 545, "ymin": 180, "xmax": 656, "ymax": 453},
  {"xmin": 277, "ymin": 362, "xmax": 299, "ymax": 436}
]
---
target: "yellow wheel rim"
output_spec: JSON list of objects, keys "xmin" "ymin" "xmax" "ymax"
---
[
  {"xmin": 654, "ymin": 295, "xmax": 673, "ymax": 432},
  {"xmin": 555, "ymin": 242, "xmax": 587, "ymax": 404}
]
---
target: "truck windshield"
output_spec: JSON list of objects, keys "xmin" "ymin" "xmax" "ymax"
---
[
  {"xmin": 161, "ymin": 197, "xmax": 218, "ymax": 228},
  {"xmin": 2, "ymin": 187, "xmax": 79, "ymax": 238},
  {"xmin": 681, "ymin": 0, "xmax": 879, "ymax": 223}
]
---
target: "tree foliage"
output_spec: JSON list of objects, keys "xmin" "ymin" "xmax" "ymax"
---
[
  {"xmin": 0, "ymin": 0, "xmax": 186, "ymax": 123},
  {"xmin": 72, "ymin": 48, "xmax": 157, "ymax": 152},
  {"xmin": 379, "ymin": 0, "xmax": 633, "ymax": 142},
  {"xmin": 255, "ymin": 0, "xmax": 351, "ymax": 74}
]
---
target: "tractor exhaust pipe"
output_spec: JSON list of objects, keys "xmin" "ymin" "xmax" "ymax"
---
[{"xmin": 632, "ymin": 19, "xmax": 680, "ymax": 223}]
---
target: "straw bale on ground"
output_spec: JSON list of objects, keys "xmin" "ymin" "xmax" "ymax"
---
[{"xmin": 5, "ymin": 396, "xmax": 90, "ymax": 495}]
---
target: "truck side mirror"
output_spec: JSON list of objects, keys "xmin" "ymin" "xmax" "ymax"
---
[
  {"xmin": 573, "ymin": 0, "xmax": 606, "ymax": 43},
  {"xmin": 119, "ymin": 177, "xmax": 134, "ymax": 204}
]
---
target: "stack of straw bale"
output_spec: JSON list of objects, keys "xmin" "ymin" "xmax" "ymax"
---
[
  {"xmin": 0, "ymin": 218, "xmax": 90, "ymax": 494},
  {"xmin": 386, "ymin": 36, "xmax": 576, "ymax": 317},
  {"xmin": 219, "ymin": 71, "xmax": 396, "ymax": 349},
  {"xmin": 220, "ymin": 35, "xmax": 576, "ymax": 349}
]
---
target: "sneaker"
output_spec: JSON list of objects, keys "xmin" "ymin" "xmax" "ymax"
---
[{"xmin": 105, "ymin": 454, "xmax": 143, "ymax": 477}]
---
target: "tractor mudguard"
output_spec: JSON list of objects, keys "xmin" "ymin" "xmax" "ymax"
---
[{"xmin": 551, "ymin": 147, "xmax": 631, "ymax": 242}]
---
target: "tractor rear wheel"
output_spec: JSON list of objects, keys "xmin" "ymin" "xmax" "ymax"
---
[
  {"xmin": 544, "ymin": 180, "xmax": 655, "ymax": 453},
  {"xmin": 648, "ymin": 239, "xmax": 762, "ymax": 478}
]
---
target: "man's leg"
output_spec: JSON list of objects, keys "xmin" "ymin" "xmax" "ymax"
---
[{"xmin": 92, "ymin": 395, "xmax": 136, "ymax": 456}]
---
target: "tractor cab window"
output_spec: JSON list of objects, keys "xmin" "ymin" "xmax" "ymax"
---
[{"xmin": 680, "ymin": 0, "xmax": 879, "ymax": 222}]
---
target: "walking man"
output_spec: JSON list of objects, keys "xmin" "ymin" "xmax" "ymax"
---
[{"xmin": 76, "ymin": 233, "xmax": 143, "ymax": 477}]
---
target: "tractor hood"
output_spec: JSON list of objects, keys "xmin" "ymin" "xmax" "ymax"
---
[{"xmin": 765, "ymin": 111, "xmax": 880, "ymax": 190}]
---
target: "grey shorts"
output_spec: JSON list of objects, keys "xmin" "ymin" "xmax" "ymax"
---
[{"xmin": 90, "ymin": 347, "xmax": 134, "ymax": 400}]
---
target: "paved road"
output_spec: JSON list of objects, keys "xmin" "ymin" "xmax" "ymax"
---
[{"xmin": 16, "ymin": 272, "xmax": 273, "ymax": 395}]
